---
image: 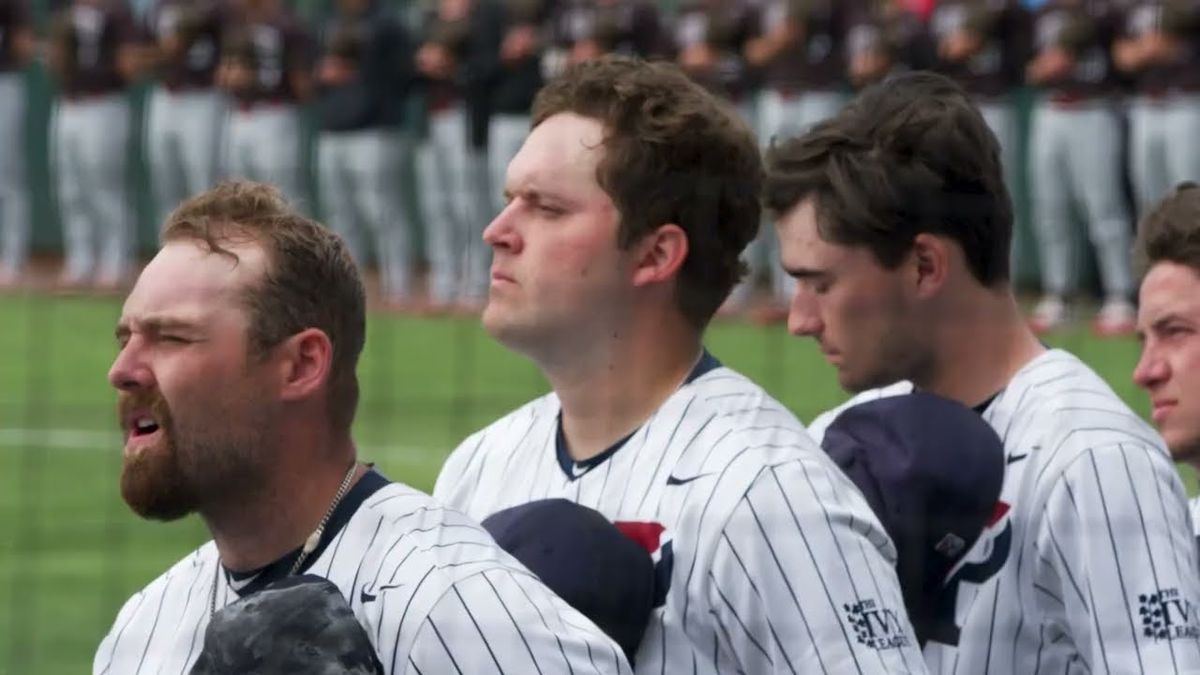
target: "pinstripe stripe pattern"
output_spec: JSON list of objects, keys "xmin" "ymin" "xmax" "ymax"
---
[
  {"xmin": 435, "ymin": 365, "xmax": 927, "ymax": 674},
  {"xmin": 93, "ymin": 481, "xmax": 631, "ymax": 674},
  {"xmin": 808, "ymin": 349, "xmax": 1200, "ymax": 674}
]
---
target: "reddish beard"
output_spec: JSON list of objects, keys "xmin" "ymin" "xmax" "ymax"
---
[{"xmin": 118, "ymin": 391, "xmax": 198, "ymax": 521}]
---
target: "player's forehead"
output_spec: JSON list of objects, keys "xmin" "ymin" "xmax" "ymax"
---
[
  {"xmin": 776, "ymin": 198, "xmax": 855, "ymax": 264},
  {"xmin": 1138, "ymin": 262, "xmax": 1200, "ymax": 324},
  {"xmin": 507, "ymin": 113, "xmax": 609, "ymax": 199},
  {"xmin": 119, "ymin": 239, "xmax": 265, "ymax": 329}
]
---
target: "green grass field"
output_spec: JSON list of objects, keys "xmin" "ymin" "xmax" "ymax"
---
[{"xmin": 0, "ymin": 292, "xmax": 1182, "ymax": 673}]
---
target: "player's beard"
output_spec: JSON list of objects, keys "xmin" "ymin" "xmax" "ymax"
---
[{"xmin": 118, "ymin": 389, "xmax": 271, "ymax": 521}]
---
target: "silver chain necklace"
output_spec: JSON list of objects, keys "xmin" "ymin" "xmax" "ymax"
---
[{"xmin": 208, "ymin": 463, "xmax": 359, "ymax": 617}]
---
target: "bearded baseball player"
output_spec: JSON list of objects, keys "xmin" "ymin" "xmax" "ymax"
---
[
  {"xmin": 434, "ymin": 56, "xmax": 927, "ymax": 674},
  {"xmin": 776, "ymin": 71, "xmax": 1200, "ymax": 674},
  {"xmin": 93, "ymin": 180, "xmax": 632, "ymax": 674}
]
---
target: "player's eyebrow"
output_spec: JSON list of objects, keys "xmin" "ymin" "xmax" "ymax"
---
[
  {"xmin": 115, "ymin": 316, "xmax": 204, "ymax": 341},
  {"xmin": 782, "ymin": 265, "xmax": 831, "ymax": 281}
]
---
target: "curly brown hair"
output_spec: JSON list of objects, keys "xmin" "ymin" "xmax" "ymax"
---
[
  {"xmin": 161, "ymin": 181, "xmax": 366, "ymax": 433},
  {"xmin": 531, "ymin": 55, "xmax": 763, "ymax": 329},
  {"xmin": 1136, "ymin": 182, "xmax": 1200, "ymax": 277}
]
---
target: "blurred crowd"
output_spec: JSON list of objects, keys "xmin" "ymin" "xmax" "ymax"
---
[{"xmin": 0, "ymin": 0, "xmax": 1196, "ymax": 335}]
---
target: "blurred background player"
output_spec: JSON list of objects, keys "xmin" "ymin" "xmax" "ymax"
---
[
  {"xmin": 47, "ymin": 0, "xmax": 140, "ymax": 289},
  {"xmin": 545, "ymin": 0, "xmax": 665, "ymax": 76},
  {"xmin": 315, "ymin": 0, "xmax": 414, "ymax": 306},
  {"xmin": 770, "ymin": 71, "xmax": 1200, "ymax": 674},
  {"xmin": 673, "ymin": 0, "xmax": 761, "ymax": 119},
  {"xmin": 0, "ymin": 0, "xmax": 33, "ymax": 287},
  {"xmin": 1025, "ymin": 0, "xmax": 1137, "ymax": 335},
  {"xmin": 845, "ymin": 0, "xmax": 932, "ymax": 90},
  {"xmin": 929, "ymin": 0, "xmax": 1031, "ymax": 278},
  {"xmin": 737, "ymin": 0, "xmax": 850, "ymax": 321},
  {"xmin": 1132, "ymin": 182, "xmax": 1200, "ymax": 533},
  {"xmin": 414, "ymin": 0, "xmax": 489, "ymax": 312},
  {"xmin": 481, "ymin": 0, "xmax": 551, "ymax": 222},
  {"xmin": 1114, "ymin": 0, "xmax": 1200, "ymax": 216},
  {"xmin": 141, "ymin": 0, "xmax": 227, "ymax": 225},
  {"xmin": 216, "ymin": 0, "xmax": 312, "ymax": 207}
]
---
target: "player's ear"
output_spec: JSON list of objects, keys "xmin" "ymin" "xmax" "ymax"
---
[
  {"xmin": 275, "ymin": 328, "xmax": 334, "ymax": 404},
  {"xmin": 910, "ymin": 233, "xmax": 950, "ymax": 299},
  {"xmin": 630, "ymin": 223, "xmax": 688, "ymax": 288}
]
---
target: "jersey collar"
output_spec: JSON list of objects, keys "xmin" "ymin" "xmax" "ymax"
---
[
  {"xmin": 223, "ymin": 468, "xmax": 390, "ymax": 597},
  {"xmin": 554, "ymin": 349, "xmax": 722, "ymax": 481}
]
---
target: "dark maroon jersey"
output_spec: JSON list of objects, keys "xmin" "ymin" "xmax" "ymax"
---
[
  {"xmin": 845, "ymin": 1, "xmax": 934, "ymax": 90},
  {"xmin": 759, "ymin": 0, "xmax": 849, "ymax": 94},
  {"xmin": 1030, "ymin": 0, "xmax": 1121, "ymax": 100},
  {"xmin": 0, "ymin": 0, "xmax": 31, "ymax": 72},
  {"xmin": 1117, "ymin": 0, "xmax": 1200, "ymax": 94},
  {"xmin": 674, "ymin": 0, "xmax": 761, "ymax": 101},
  {"xmin": 929, "ymin": 0, "xmax": 1031, "ymax": 97},
  {"xmin": 146, "ymin": 0, "xmax": 227, "ymax": 89},
  {"xmin": 223, "ymin": 11, "xmax": 312, "ymax": 105},
  {"xmin": 57, "ymin": 0, "xmax": 138, "ymax": 98},
  {"xmin": 550, "ymin": 0, "xmax": 666, "ymax": 59}
]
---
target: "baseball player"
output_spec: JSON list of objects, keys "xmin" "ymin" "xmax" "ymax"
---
[
  {"xmin": 769, "ymin": 71, "xmax": 1200, "ymax": 674},
  {"xmin": 545, "ymin": 0, "xmax": 665, "ymax": 77},
  {"xmin": 215, "ymin": 0, "xmax": 311, "ymax": 207},
  {"xmin": 142, "ymin": 0, "xmax": 227, "ymax": 225},
  {"xmin": 0, "ymin": 0, "xmax": 32, "ymax": 287},
  {"xmin": 1025, "ymin": 0, "xmax": 1137, "ymax": 335},
  {"xmin": 315, "ymin": 0, "xmax": 414, "ymax": 305},
  {"xmin": 737, "ymin": 0, "xmax": 851, "ymax": 321},
  {"xmin": 414, "ymin": 0, "xmax": 491, "ymax": 312},
  {"xmin": 434, "ymin": 56, "xmax": 928, "ymax": 674},
  {"xmin": 480, "ymin": 1, "xmax": 550, "ymax": 223},
  {"xmin": 928, "ymin": 0, "xmax": 1031, "ymax": 278},
  {"xmin": 48, "ymin": 0, "xmax": 141, "ymax": 289},
  {"xmin": 1114, "ymin": 1, "xmax": 1200, "ymax": 216},
  {"xmin": 1132, "ymin": 182, "xmax": 1200, "ymax": 533},
  {"xmin": 93, "ymin": 180, "xmax": 632, "ymax": 675},
  {"xmin": 844, "ymin": 0, "xmax": 933, "ymax": 90},
  {"xmin": 673, "ymin": 0, "xmax": 761, "ymax": 113}
]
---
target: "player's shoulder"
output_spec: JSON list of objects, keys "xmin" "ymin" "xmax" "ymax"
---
[
  {"xmin": 445, "ymin": 392, "xmax": 558, "ymax": 462},
  {"xmin": 806, "ymin": 381, "xmax": 916, "ymax": 444},
  {"xmin": 108, "ymin": 541, "xmax": 218, "ymax": 630},
  {"xmin": 995, "ymin": 348, "xmax": 1162, "ymax": 454},
  {"xmin": 356, "ymin": 481, "xmax": 529, "ymax": 581}
]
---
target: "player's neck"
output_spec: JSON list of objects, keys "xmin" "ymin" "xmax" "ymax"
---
[
  {"xmin": 547, "ymin": 323, "xmax": 703, "ymax": 463},
  {"xmin": 203, "ymin": 437, "xmax": 362, "ymax": 573},
  {"xmin": 920, "ymin": 289, "xmax": 1046, "ymax": 407}
]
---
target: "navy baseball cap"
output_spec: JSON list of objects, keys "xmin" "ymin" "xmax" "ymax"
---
[
  {"xmin": 482, "ymin": 499, "xmax": 656, "ymax": 662},
  {"xmin": 820, "ymin": 391, "xmax": 1005, "ymax": 645},
  {"xmin": 190, "ymin": 574, "xmax": 384, "ymax": 675}
]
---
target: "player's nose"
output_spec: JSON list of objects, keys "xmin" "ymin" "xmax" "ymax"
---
[
  {"xmin": 787, "ymin": 290, "xmax": 822, "ymax": 337},
  {"xmin": 108, "ymin": 339, "xmax": 155, "ymax": 392},
  {"xmin": 1132, "ymin": 345, "xmax": 1169, "ymax": 391},
  {"xmin": 482, "ymin": 204, "xmax": 522, "ymax": 253}
]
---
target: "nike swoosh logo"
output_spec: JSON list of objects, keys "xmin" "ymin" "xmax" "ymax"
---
[
  {"xmin": 1006, "ymin": 445, "xmax": 1040, "ymax": 465},
  {"xmin": 667, "ymin": 473, "xmax": 713, "ymax": 486},
  {"xmin": 360, "ymin": 583, "xmax": 404, "ymax": 603}
]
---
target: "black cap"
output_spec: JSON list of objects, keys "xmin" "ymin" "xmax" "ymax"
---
[
  {"xmin": 482, "ymin": 499, "xmax": 656, "ymax": 662},
  {"xmin": 821, "ymin": 391, "xmax": 1005, "ymax": 645},
  {"xmin": 190, "ymin": 574, "xmax": 384, "ymax": 675}
]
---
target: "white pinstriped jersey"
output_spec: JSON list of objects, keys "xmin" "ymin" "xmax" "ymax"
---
[
  {"xmin": 1191, "ymin": 497, "xmax": 1200, "ymax": 538},
  {"xmin": 809, "ymin": 349, "xmax": 1200, "ymax": 675},
  {"xmin": 94, "ymin": 472, "xmax": 632, "ymax": 675},
  {"xmin": 434, "ymin": 354, "xmax": 930, "ymax": 674}
]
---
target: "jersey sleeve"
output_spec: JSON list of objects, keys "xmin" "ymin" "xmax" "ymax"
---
[
  {"xmin": 1035, "ymin": 442, "xmax": 1200, "ymax": 672},
  {"xmin": 401, "ymin": 569, "xmax": 632, "ymax": 675},
  {"xmin": 432, "ymin": 431, "xmax": 489, "ymax": 510},
  {"xmin": 706, "ymin": 458, "xmax": 929, "ymax": 674}
]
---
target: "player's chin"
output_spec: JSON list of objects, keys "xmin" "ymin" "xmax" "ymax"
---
[{"xmin": 120, "ymin": 451, "xmax": 195, "ymax": 521}]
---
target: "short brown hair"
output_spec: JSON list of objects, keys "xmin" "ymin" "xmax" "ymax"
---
[
  {"xmin": 764, "ymin": 71, "xmax": 1012, "ymax": 286},
  {"xmin": 1136, "ymin": 182, "xmax": 1200, "ymax": 276},
  {"xmin": 162, "ymin": 181, "xmax": 366, "ymax": 433},
  {"xmin": 531, "ymin": 55, "xmax": 763, "ymax": 329}
]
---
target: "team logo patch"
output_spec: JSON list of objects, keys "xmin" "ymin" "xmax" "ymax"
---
[
  {"xmin": 614, "ymin": 521, "xmax": 674, "ymax": 608},
  {"xmin": 843, "ymin": 598, "xmax": 912, "ymax": 650},
  {"xmin": 1138, "ymin": 588, "xmax": 1200, "ymax": 641}
]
